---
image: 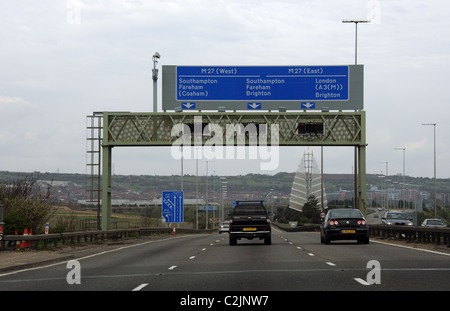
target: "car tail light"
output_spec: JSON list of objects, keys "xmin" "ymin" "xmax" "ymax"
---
[
  {"xmin": 357, "ymin": 220, "xmax": 367, "ymax": 225},
  {"xmin": 328, "ymin": 220, "xmax": 339, "ymax": 226},
  {"xmin": 266, "ymin": 218, "xmax": 271, "ymax": 230}
]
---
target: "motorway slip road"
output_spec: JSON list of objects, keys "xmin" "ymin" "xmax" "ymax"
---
[{"xmin": 0, "ymin": 229, "xmax": 449, "ymax": 296}]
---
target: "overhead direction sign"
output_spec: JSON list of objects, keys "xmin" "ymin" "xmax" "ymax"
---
[
  {"xmin": 162, "ymin": 65, "xmax": 363, "ymax": 111},
  {"xmin": 162, "ymin": 191, "xmax": 183, "ymax": 223}
]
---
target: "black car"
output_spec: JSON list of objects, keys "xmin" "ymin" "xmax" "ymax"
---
[
  {"xmin": 320, "ymin": 208, "xmax": 369, "ymax": 244},
  {"xmin": 228, "ymin": 201, "xmax": 272, "ymax": 245}
]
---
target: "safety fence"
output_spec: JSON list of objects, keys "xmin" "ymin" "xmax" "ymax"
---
[
  {"xmin": 369, "ymin": 224, "xmax": 450, "ymax": 247},
  {"xmin": 3, "ymin": 225, "xmax": 449, "ymax": 249},
  {"xmin": 274, "ymin": 222, "xmax": 450, "ymax": 247},
  {"xmin": 0, "ymin": 227, "xmax": 215, "ymax": 249}
]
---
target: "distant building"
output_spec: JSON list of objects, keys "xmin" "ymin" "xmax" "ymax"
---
[{"xmin": 289, "ymin": 150, "xmax": 327, "ymax": 212}]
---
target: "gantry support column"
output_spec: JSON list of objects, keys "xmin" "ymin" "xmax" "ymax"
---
[
  {"xmin": 358, "ymin": 110, "xmax": 367, "ymax": 217},
  {"xmin": 101, "ymin": 113, "xmax": 112, "ymax": 230}
]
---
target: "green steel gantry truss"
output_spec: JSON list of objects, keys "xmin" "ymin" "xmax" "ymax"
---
[{"xmin": 93, "ymin": 110, "xmax": 367, "ymax": 230}]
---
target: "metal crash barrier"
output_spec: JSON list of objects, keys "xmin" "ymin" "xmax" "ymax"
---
[
  {"xmin": 0, "ymin": 228, "xmax": 215, "ymax": 249},
  {"xmin": 369, "ymin": 224, "xmax": 450, "ymax": 247}
]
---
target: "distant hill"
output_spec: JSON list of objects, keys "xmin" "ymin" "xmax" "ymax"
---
[{"xmin": 1, "ymin": 171, "xmax": 449, "ymax": 207}]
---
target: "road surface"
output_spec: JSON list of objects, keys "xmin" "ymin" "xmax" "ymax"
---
[{"xmin": 0, "ymin": 229, "xmax": 449, "ymax": 293}]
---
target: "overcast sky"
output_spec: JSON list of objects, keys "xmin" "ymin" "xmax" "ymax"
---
[{"xmin": 1, "ymin": 0, "xmax": 449, "ymax": 179}]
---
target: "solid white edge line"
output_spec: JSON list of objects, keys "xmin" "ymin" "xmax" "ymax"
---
[
  {"xmin": 132, "ymin": 283, "xmax": 149, "ymax": 291},
  {"xmin": 0, "ymin": 235, "xmax": 190, "ymax": 277},
  {"xmin": 371, "ymin": 240, "xmax": 450, "ymax": 257},
  {"xmin": 354, "ymin": 278, "xmax": 370, "ymax": 286}
]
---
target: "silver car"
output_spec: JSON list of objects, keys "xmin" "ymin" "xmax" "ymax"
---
[
  {"xmin": 382, "ymin": 211, "xmax": 413, "ymax": 226},
  {"xmin": 421, "ymin": 219, "xmax": 447, "ymax": 228},
  {"xmin": 219, "ymin": 221, "xmax": 230, "ymax": 234}
]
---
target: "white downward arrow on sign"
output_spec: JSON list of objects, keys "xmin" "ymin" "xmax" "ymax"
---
[
  {"xmin": 248, "ymin": 103, "xmax": 260, "ymax": 109},
  {"xmin": 183, "ymin": 103, "xmax": 195, "ymax": 108}
]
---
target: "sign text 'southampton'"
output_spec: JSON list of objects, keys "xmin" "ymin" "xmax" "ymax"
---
[{"xmin": 162, "ymin": 65, "xmax": 363, "ymax": 111}]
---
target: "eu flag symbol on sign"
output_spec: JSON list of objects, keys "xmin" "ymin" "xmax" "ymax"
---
[{"xmin": 162, "ymin": 191, "xmax": 184, "ymax": 223}]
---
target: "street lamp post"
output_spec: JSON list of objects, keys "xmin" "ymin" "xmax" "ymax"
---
[
  {"xmin": 220, "ymin": 178, "xmax": 227, "ymax": 220},
  {"xmin": 422, "ymin": 123, "xmax": 437, "ymax": 218},
  {"xmin": 221, "ymin": 182, "xmax": 227, "ymax": 220},
  {"xmin": 379, "ymin": 161, "xmax": 389, "ymax": 210},
  {"xmin": 342, "ymin": 19, "xmax": 370, "ymax": 65},
  {"xmin": 394, "ymin": 147, "xmax": 406, "ymax": 185},
  {"xmin": 342, "ymin": 19, "xmax": 369, "ymax": 211},
  {"xmin": 395, "ymin": 147, "xmax": 406, "ymax": 210},
  {"xmin": 152, "ymin": 52, "xmax": 160, "ymax": 112},
  {"xmin": 195, "ymin": 147, "xmax": 199, "ymax": 230},
  {"xmin": 205, "ymin": 161, "xmax": 208, "ymax": 229}
]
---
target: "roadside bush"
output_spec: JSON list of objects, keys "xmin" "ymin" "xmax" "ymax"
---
[
  {"xmin": 0, "ymin": 174, "xmax": 54, "ymax": 234},
  {"xmin": 3, "ymin": 210, "xmax": 27, "ymax": 235}
]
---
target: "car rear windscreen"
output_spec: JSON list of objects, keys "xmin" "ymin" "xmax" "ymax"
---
[{"xmin": 234, "ymin": 205, "xmax": 266, "ymax": 215}]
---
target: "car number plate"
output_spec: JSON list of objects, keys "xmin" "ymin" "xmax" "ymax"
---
[
  {"xmin": 342, "ymin": 229, "xmax": 356, "ymax": 233},
  {"xmin": 243, "ymin": 227, "xmax": 257, "ymax": 232}
]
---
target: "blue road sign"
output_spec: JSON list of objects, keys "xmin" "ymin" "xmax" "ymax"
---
[
  {"xmin": 301, "ymin": 102, "xmax": 316, "ymax": 109},
  {"xmin": 163, "ymin": 65, "xmax": 364, "ymax": 111},
  {"xmin": 181, "ymin": 102, "xmax": 196, "ymax": 109},
  {"xmin": 176, "ymin": 66, "xmax": 349, "ymax": 102},
  {"xmin": 199, "ymin": 206, "xmax": 216, "ymax": 211},
  {"xmin": 247, "ymin": 103, "xmax": 261, "ymax": 110},
  {"xmin": 162, "ymin": 191, "xmax": 184, "ymax": 223}
]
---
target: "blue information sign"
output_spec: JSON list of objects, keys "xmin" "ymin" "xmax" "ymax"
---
[
  {"xmin": 301, "ymin": 102, "xmax": 316, "ymax": 109},
  {"xmin": 162, "ymin": 191, "xmax": 183, "ymax": 223},
  {"xmin": 181, "ymin": 102, "xmax": 196, "ymax": 109},
  {"xmin": 247, "ymin": 103, "xmax": 262, "ymax": 110},
  {"xmin": 199, "ymin": 206, "xmax": 216, "ymax": 211},
  {"xmin": 176, "ymin": 66, "xmax": 349, "ymax": 102}
]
